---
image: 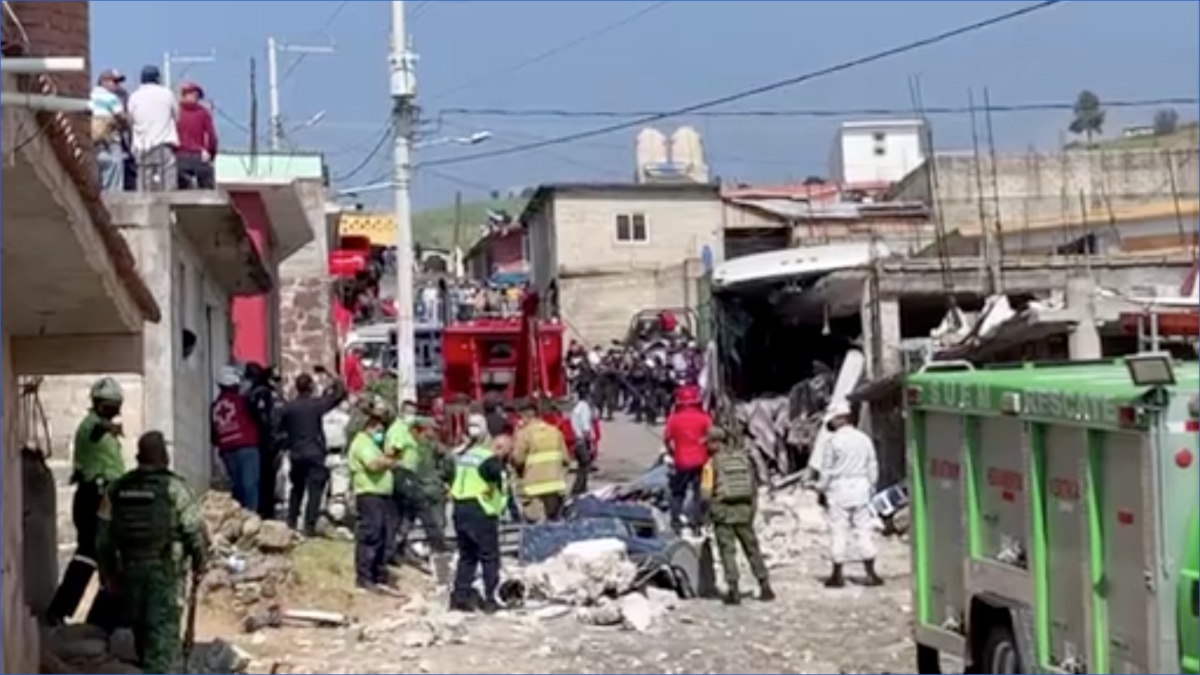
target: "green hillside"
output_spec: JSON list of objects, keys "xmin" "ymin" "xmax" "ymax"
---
[{"xmin": 412, "ymin": 196, "xmax": 529, "ymax": 249}]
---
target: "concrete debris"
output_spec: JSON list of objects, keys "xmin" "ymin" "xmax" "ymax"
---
[
  {"xmin": 517, "ymin": 538, "xmax": 638, "ymax": 605},
  {"xmin": 755, "ymin": 485, "xmax": 831, "ymax": 566},
  {"xmin": 41, "ymin": 624, "xmax": 142, "ymax": 674},
  {"xmin": 200, "ymin": 492, "xmax": 297, "ymax": 611},
  {"xmin": 191, "ymin": 638, "xmax": 254, "ymax": 674},
  {"xmin": 617, "ymin": 592, "xmax": 657, "ymax": 632},
  {"xmin": 574, "ymin": 600, "xmax": 623, "ymax": 627}
]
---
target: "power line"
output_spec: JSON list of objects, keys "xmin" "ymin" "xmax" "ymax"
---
[
  {"xmin": 421, "ymin": 167, "xmax": 496, "ymax": 193},
  {"xmin": 333, "ymin": 124, "xmax": 394, "ymax": 183},
  {"xmin": 422, "ymin": 0, "xmax": 1066, "ymax": 169},
  {"xmin": 438, "ymin": 97, "xmax": 1200, "ymax": 120},
  {"xmin": 410, "ymin": 1, "xmax": 433, "ymax": 21},
  {"xmin": 426, "ymin": 0, "xmax": 670, "ymax": 102},
  {"xmin": 280, "ymin": 0, "xmax": 349, "ymax": 84}
]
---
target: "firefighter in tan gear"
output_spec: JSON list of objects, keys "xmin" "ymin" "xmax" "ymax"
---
[{"xmin": 511, "ymin": 398, "xmax": 569, "ymax": 523}]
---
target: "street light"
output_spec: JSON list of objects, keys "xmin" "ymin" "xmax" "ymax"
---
[{"xmin": 334, "ymin": 131, "xmax": 491, "ymax": 197}]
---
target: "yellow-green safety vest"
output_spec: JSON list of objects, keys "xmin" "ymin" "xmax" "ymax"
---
[{"xmin": 450, "ymin": 445, "xmax": 507, "ymax": 517}]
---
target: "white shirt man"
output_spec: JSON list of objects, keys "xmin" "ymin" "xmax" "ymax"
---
[{"xmin": 126, "ymin": 65, "xmax": 179, "ymax": 191}]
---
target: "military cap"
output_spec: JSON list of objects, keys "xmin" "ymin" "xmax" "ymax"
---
[{"xmin": 705, "ymin": 425, "xmax": 728, "ymax": 443}]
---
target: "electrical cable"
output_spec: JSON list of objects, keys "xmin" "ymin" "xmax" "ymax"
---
[
  {"xmin": 421, "ymin": 0, "xmax": 1067, "ymax": 169},
  {"xmin": 426, "ymin": 0, "xmax": 670, "ymax": 102},
  {"xmin": 437, "ymin": 97, "xmax": 1200, "ymax": 120},
  {"xmin": 333, "ymin": 124, "xmax": 394, "ymax": 183}
]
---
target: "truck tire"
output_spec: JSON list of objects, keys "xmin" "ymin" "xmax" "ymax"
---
[
  {"xmin": 916, "ymin": 644, "xmax": 942, "ymax": 674},
  {"xmin": 980, "ymin": 623, "xmax": 1024, "ymax": 674}
]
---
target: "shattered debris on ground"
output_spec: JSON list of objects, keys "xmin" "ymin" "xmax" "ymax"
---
[{"xmin": 200, "ymin": 492, "xmax": 297, "ymax": 612}]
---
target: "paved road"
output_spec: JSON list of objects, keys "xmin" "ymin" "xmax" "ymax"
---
[{"xmin": 592, "ymin": 415, "xmax": 663, "ymax": 485}]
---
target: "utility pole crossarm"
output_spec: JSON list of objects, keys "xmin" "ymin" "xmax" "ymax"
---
[{"xmin": 266, "ymin": 38, "xmax": 335, "ymax": 151}]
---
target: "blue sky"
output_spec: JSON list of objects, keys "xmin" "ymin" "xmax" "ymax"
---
[{"xmin": 92, "ymin": 0, "xmax": 1200, "ymax": 211}]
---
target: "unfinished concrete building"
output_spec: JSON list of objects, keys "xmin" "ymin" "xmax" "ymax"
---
[{"xmin": 1, "ymin": 2, "xmax": 161, "ymax": 669}]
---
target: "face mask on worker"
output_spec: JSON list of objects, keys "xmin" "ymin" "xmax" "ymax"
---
[{"xmin": 371, "ymin": 430, "xmax": 385, "ymax": 446}]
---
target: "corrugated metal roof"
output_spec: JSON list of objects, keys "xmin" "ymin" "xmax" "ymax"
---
[{"xmin": 729, "ymin": 198, "xmax": 928, "ymax": 221}]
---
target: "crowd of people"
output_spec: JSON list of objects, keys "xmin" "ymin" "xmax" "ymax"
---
[
  {"xmin": 90, "ymin": 65, "xmax": 218, "ymax": 193},
  {"xmin": 65, "ymin": 318, "xmax": 884, "ymax": 671},
  {"xmin": 565, "ymin": 314, "xmax": 706, "ymax": 425}
]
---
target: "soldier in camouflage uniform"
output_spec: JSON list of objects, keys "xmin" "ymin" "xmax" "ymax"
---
[
  {"xmin": 705, "ymin": 425, "xmax": 775, "ymax": 606},
  {"xmin": 98, "ymin": 431, "xmax": 207, "ymax": 674}
]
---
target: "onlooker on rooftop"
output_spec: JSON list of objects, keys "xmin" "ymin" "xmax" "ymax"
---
[
  {"xmin": 127, "ymin": 64, "xmax": 178, "ymax": 192},
  {"xmin": 175, "ymin": 81, "xmax": 218, "ymax": 190},
  {"xmin": 89, "ymin": 69, "xmax": 126, "ymax": 192}
]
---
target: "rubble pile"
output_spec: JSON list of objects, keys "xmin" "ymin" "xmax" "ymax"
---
[
  {"xmin": 518, "ymin": 538, "xmax": 638, "ymax": 605},
  {"xmin": 200, "ymin": 492, "xmax": 297, "ymax": 610},
  {"xmin": 754, "ymin": 486, "xmax": 830, "ymax": 567},
  {"xmin": 510, "ymin": 538, "xmax": 676, "ymax": 633},
  {"xmin": 40, "ymin": 624, "xmax": 142, "ymax": 675}
]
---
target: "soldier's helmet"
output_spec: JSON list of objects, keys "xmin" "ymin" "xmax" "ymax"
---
[
  {"xmin": 89, "ymin": 377, "xmax": 124, "ymax": 404},
  {"xmin": 705, "ymin": 425, "xmax": 728, "ymax": 444}
]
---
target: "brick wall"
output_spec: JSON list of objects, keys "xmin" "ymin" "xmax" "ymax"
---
[{"xmin": 7, "ymin": 1, "xmax": 90, "ymax": 151}]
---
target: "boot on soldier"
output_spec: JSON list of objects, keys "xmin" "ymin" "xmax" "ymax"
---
[
  {"xmin": 757, "ymin": 579, "xmax": 776, "ymax": 602},
  {"xmin": 723, "ymin": 582, "xmax": 741, "ymax": 606},
  {"xmin": 824, "ymin": 563, "xmax": 846, "ymax": 588},
  {"xmin": 862, "ymin": 559, "xmax": 884, "ymax": 587}
]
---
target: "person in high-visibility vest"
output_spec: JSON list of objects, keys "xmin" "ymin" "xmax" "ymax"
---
[
  {"xmin": 512, "ymin": 398, "xmax": 568, "ymax": 523},
  {"xmin": 448, "ymin": 418, "xmax": 512, "ymax": 614}
]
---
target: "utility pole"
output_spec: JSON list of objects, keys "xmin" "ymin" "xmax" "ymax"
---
[
  {"xmin": 391, "ymin": 0, "xmax": 419, "ymax": 404},
  {"xmin": 162, "ymin": 50, "xmax": 216, "ymax": 89},
  {"xmin": 266, "ymin": 37, "xmax": 335, "ymax": 151},
  {"xmin": 452, "ymin": 190, "xmax": 464, "ymax": 272}
]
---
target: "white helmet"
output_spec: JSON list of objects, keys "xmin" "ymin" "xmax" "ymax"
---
[
  {"xmin": 216, "ymin": 365, "xmax": 242, "ymax": 388},
  {"xmin": 466, "ymin": 413, "xmax": 488, "ymax": 439}
]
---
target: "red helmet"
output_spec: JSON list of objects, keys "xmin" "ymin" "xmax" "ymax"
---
[{"xmin": 675, "ymin": 385, "xmax": 701, "ymax": 407}]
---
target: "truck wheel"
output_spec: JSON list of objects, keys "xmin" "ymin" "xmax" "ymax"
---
[
  {"xmin": 916, "ymin": 644, "xmax": 942, "ymax": 674},
  {"xmin": 980, "ymin": 623, "xmax": 1023, "ymax": 674}
]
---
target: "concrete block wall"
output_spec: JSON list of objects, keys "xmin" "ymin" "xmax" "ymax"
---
[
  {"xmin": 896, "ymin": 148, "xmax": 1199, "ymax": 232},
  {"xmin": 559, "ymin": 262, "xmax": 696, "ymax": 345},
  {"xmin": 2, "ymin": 333, "xmax": 40, "ymax": 675}
]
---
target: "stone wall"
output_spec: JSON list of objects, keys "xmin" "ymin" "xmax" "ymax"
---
[{"xmin": 278, "ymin": 184, "xmax": 336, "ymax": 381}]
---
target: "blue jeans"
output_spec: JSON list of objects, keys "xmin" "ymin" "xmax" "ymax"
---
[
  {"xmin": 221, "ymin": 447, "xmax": 261, "ymax": 512},
  {"xmin": 96, "ymin": 147, "xmax": 123, "ymax": 193}
]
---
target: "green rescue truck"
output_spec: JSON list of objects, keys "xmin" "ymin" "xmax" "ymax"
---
[{"xmin": 905, "ymin": 355, "xmax": 1199, "ymax": 674}]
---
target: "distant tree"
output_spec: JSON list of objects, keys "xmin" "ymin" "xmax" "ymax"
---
[
  {"xmin": 803, "ymin": 175, "xmax": 827, "ymax": 186},
  {"xmin": 489, "ymin": 189, "xmax": 501, "ymax": 200},
  {"xmin": 1153, "ymin": 108, "xmax": 1180, "ymax": 136},
  {"xmin": 1068, "ymin": 90, "xmax": 1105, "ymax": 144},
  {"xmin": 519, "ymin": 186, "xmax": 536, "ymax": 198}
]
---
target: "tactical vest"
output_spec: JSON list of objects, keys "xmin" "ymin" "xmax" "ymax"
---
[
  {"xmin": 109, "ymin": 471, "xmax": 177, "ymax": 562},
  {"xmin": 713, "ymin": 449, "xmax": 755, "ymax": 503}
]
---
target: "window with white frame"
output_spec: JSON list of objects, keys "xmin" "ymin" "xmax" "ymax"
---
[{"xmin": 615, "ymin": 213, "xmax": 648, "ymax": 243}]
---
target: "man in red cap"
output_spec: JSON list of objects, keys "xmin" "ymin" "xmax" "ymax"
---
[
  {"xmin": 661, "ymin": 384, "xmax": 711, "ymax": 535},
  {"xmin": 175, "ymin": 81, "xmax": 217, "ymax": 189}
]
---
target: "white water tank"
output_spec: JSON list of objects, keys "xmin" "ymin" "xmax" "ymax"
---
[
  {"xmin": 670, "ymin": 126, "xmax": 709, "ymax": 183},
  {"xmin": 635, "ymin": 128, "xmax": 669, "ymax": 182}
]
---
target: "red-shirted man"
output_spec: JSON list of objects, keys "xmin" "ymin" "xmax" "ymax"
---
[
  {"xmin": 662, "ymin": 385, "xmax": 711, "ymax": 535},
  {"xmin": 211, "ymin": 366, "xmax": 261, "ymax": 512}
]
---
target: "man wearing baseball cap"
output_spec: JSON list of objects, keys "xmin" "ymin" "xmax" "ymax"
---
[
  {"xmin": 89, "ymin": 69, "xmax": 127, "ymax": 192},
  {"xmin": 176, "ymin": 81, "xmax": 217, "ymax": 189}
]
